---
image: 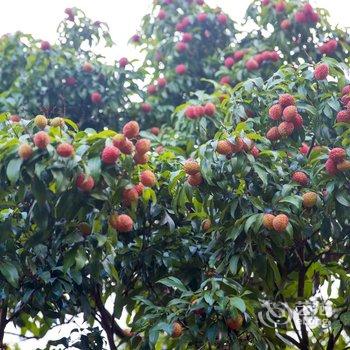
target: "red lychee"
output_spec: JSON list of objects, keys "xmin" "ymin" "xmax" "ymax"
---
[
  {"xmin": 299, "ymin": 143, "xmax": 309, "ymax": 155},
  {"xmin": 140, "ymin": 170, "xmax": 156, "ymax": 187},
  {"xmin": 82, "ymin": 62, "xmax": 93, "ymax": 72},
  {"xmin": 109, "ymin": 213, "xmax": 133, "ymax": 232},
  {"xmin": 217, "ymin": 13, "xmax": 227, "ymax": 25},
  {"xmin": 57, "ymin": 143, "xmax": 74, "ymax": 158},
  {"xmin": 224, "ymin": 57, "xmax": 235, "ymax": 68},
  {"xmin": 133, "ymin": 153, "xmax": 149, "ymax": 164},
  {"xmin": 341, "ymin": 85, "xmax": 350, "ymax": 96},
  {"xmin": 234, "ymin": 50, "xmax": 245, "ymax": 61},
  {"xmin": 227, "ymin": 315, "xmax": 244, "ymax": 331},
  {"xmin": 268, "ymin": 104, "xmax": 282, "ymax": 120},
  {"xmin": 272, "ymin": 214, "xmax": 289, "ymax": 232},
  {"xmin": 134, "ymin": 182, "xmax": 144, "ymax": 195},
  {"xmin": 175, "ymin": 64, "xmax": 187, "ymax": 75},
  {"xmin": 91, "ymin": 92, "xmax": 102, "ymax": 104},
  {"xmin": 176, "ymin": 42, "xmax": 187, "ymax": 53},
  {"xmin": 314, "ymin": 63, "xmax": 329, "ymax": 81},
  {"xmin": 220, "ymin": 75, "xmax": 231, "ymax": 85},
  {"xmin": 157, "ymin": 77, "xmax": 167, "ymax": 88},
  {"xmin": 325, "ymin": 158, "xmax": 338, "ymax": 176},
  {"xmin": 119, "ymin": 57, "xmax": 128, "ymax": 68},
  {"xmin": 187, "ymin": 173, "xmax": 203, "ymax": 186},
  {"xmin": 101, "ymin": 146, "xmax": 120, "ymax": 164},
  {"xmin": 123, "ymin": 187, "xmax": 139, "ymax": 206},
  {"xmin": 245, "ymin": 58, "xmax": 259, "ymax": 71},
  {"xmin": 123, "ymin": 121, "xmax": 140, "ymax": 139},
  {"xmin": 278, "ymin": 121, "xmax": 294, "ymax": 137},
  {"xmin": 329, "ymin": 148, "xmax": 346, "ymax": 164},
  {"xmin": 157, "ymin": 9, "xmax": 166, "ymax": 20},
  {"xmin": 275, "ymin": 1, "xmax": 286, "ymax": 13},
  {"xmin": 33, "ymin": 131, "xmax": 50, "ymax": 149},
  {"xmin": 147, "ymin": 84, "xmax": 157, "ymax": 95},
  {"xmin": 283, "ymin": 105, "xmax": 297, "ymax": 121},
  {"xmin": 76, "ymin": 174, "xmax": 95, "ymax": 192},
  {"xmin": 251, "ymin": 146, "xmax": 260, "ymax": 158},
  {"xmin": 204, "ymin": 102, "xmax": 216, "ymax": 117},
  {"xmin": 216, "ymin": 140, "xmax": 234, "ymax": 155},
  {"xmin": 336, "ymin": 110, "xmax": 350, "ymax": 123},
  {"xmin": 141, "ymin": 103, "xmax": 152, "ymax": 113},
  {"xmin": 183, "ymin": 159, "xmax": 200, "ymax": 175},
  {"xmin": 278, "ymin": 94, "xmax": 295, "ymax": 108},
  {"xmin": 292, "ymin": 171, "xmax": 309, "ymax": 186},
  {"xmin": 135, "ymin": 139, "xmax": 151, "ymax": 155},
  {"xmin": 293, "ymin": 114, "xmax": 304, "ymax": 129},
  {"xmin": 181, "ymin": 32, "xmax": 193, "ymax": 43},
  {"xmin": 266, "ymin": 126, "xmax": 281, "ymax": 141},
  {"xmin": 280, "ymin": 19, "xmax": 291, "ymax": 30},
  {"xmin": 294, "ymin": 11, "xmax": 307, "ymax": 24},
  {"xmin": 40, "ymin": 40, "xmax": 51, "ymax": 51},
  {"xmin": 151, "ymin": 127, "xmax": 160, "ymax": 135},
  {"xmin": 172, "ymin": 322, "xmax": 183, "ymax": 338},
  {"xmin": 197, "ymin": 12, "xmax": 208, "ymax": 22}
]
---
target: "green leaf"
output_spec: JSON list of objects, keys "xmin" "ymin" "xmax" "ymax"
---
[
  {"xmin": 336, "ymin": 191, "xmax": 350, "ymax": 207},
  {"xmin": 157, "ymin": 276, "xmax": 188, "ymax": 292},
  {"xmin": 6, "ymin": 158, "xmax": 22, "ymax": 183},
  {"xmin": 279, "ymin": 195, "xmax": 302, "ymax": 210},
  {"xmin": 230, "ymin": 297, "xmax": 246, "ymax": 313},
  {"xmin": 0, "ymin": 261, "xmax": 19, "ymax": 288}
]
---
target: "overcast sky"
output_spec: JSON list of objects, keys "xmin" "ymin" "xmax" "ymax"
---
[
  {"xmin": 1, "ymin": 0, "xmax": 349, "ymax": 348},
  {"xmin": 0, "ymin": 0, "xmax": 348, "ymax": 63}
]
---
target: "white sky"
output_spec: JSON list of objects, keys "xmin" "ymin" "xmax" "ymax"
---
[
  {"xmin": 0, "ymin": 0, "xmax": 348, "ymax": 63},
  {"xmin": 1, "ymin": 0, "xmax": 349, "ymax": 349}
]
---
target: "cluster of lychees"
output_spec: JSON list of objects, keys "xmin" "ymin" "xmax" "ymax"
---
[
  {"xmin": 325, "ymin": 147, "xmax": 350, "ymax": 175},
  {"xmin": 245, "ymin": 50, "xmax": 280, "ymax": 72},
  {"xmin": 183, "ymin": 159, "xmax": 203, "ymax": 186},
  {"xmin": 266, "ymin": 93, "xmax": 303, "ymax": 141},
  {"xmin": 216, "ymin": 136, "xmax": 260, "ymax": 159},
  {"xmin": 336, "ymin": 85, "xmax": 350, "ymax": 124},
  {"xmin": 185, "ymin": 102, "xmax": 216, "ymax": 119}
]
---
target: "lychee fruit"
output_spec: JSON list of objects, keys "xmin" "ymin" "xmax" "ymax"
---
[
  {"xmin": 33, "ymin": 131, "xmax": 50, "ymax": 149},
  {"xmin": 150, "ymin": 127, "xmax": 160, "ymax": 135},
  {"xmin": 202, "ymin": 219, "xmax": 212, "ymax": 232},
  {"xmin": 78, "ymin": 222, "xmax": 91, "ymax": 236},
  {"xmin": 40, "ymin": 40, "xmax": 51, "ymax": 51},
  {"xmin": 325, "ymin": 158, "xmax": 339, "ymax": 176},
  {"xmin": 157, "ymin": 77, "xmax": 167, "ymax": 88},
  {"xmin": 187, "ymin": 173, "xmax": 203, "ymax": 186},
  {"xmin": 220, "ymin": 75, "xmax": 231, "ymax": 85},
  {"xmin": 133, "ymin": 152, "xmax": 149, "ymax": 164},
  {"xmin": 336, "ymin": 110, "xmax": 350, "ymax": 123},
  {"xmin": 172, "ymin": 322, "xmax": 183, "ymax": 338},
  {"xmin": 302, "ymin": 192, "xmax": 318, "ymax": 208},
  {"xmin": 263, "ymin": 213, "xmax": 275, "ymax": 230},
  {"xmin": 119, "ymin": 57, "xmax": 128, "ymax": 68},
  {"xmin": 314, "ymin": 63, "xmax": 329, "ymax": 81},
  {"xmin": 123, "ymin": 121, "xmax": 140, "ymax": 139},
  {"xmin": 134, "ymin": 182, "xmax": 144, "ymax": 196},
  {"xmin": 245, "ymin": 58, "xmax": 259, "ymax": 71},
  {"xmin": 293, "ymin": 114, "xmax": 304, "ymax": 129},
  {"xmin": 341, "ymin": 85, "xmax": 350, "ymax": 96},
  {"xmin": 292, "ymin": 171, "xmax": 309, "ymax": 186},
  {"xmin": 76, "ymin": 174, "xmax": 95, "ymax": 192},
  {"xmin": 123, "ymin": 187, "xmax": 139, "ymax": 206},
  {"xmin": 329, "ymin": 148, "xmax": 346, "ymax": 163},
  {"xmin": 109, "ymin": 213, "xmax": 133, "ymax": 233},
  {"xmin": 194, "ymin": 105, "xmax": 205, "ymax": 118},
  {"xmin": 280, "ymin": 19, "xmax": 291, "ymax": 30},
  {"xmin": 82, "ymin": 62, "xmax": 93, "ymax": 72},
  {"xmin": 275, "ymin": 1, "xmax": 286, "ymax": 13},
  {"xmin": 135, "ymin": 139, "xmax": 151, "ymax": 155},
  {"xmin": 337, "ymin": 160, "xmax": 350, "ymax": 171},
  {"xmin": 10, "ymin": 114, "xmax": 21, "ymax": 123},
  {"xmin": 34, "ymin": 114, "xmax": 48, "ymax": 129},
  {"xmin": 176, "ymin": 42, "xmax": 187, "ymax": 53},
  {"xmin": 113, "ymin": 134, "xmax": 134, "ymax": 154},
  {"xmin": 294, "ymin": 11, "xmax": 307, "ymax": 24},
  {"xmin": 217, "ymin": 13, "xmax": 228, "ymax": 25},
  {"xmin": 175, "ymin": 64, "xmax": 187, "ymax": 75},
  {"xmin": 231, "ymin": 137, "xmax": 244, "ymax": 153},
  {"xmin": 283, "ymin": 105, "xmax": 297, "ymax": 121},
  {"xmin": 101, "ymin": 146, "xmax": 120, "ymax": 164},
  {"xmin": 50, "ymin": 117, "xmax": 65, "ymax": 127},
  {"xmin": 157, "ymin": 9, "xmax": 166, "ymax": 20},
  {"xmin": 57, "ymin": 143, "xmax": 74, "ymax": 158},
  {"xmin": 141, "ymin": 103, "xmax": 152, "ymax": 113},
  {"xmin": 251, "ymin": 146, "xmax": 260, "ymax": 158},
  {"xmin": 156, "ymin": 145, "xmax": 164, "ymax": 154},
  {"xmin": 268, "ymin": 104, "xmax": 282, "ymax": 120},
  {"xmin": 140, "ymin": 170, "xmax": 156, "ymax": 187},
  {"xmin": 278, "ymin": 121, "xmax": 294, "ymax": 137},
  {"xmin": 183, "ymin": 159, "xmax": 200, "ymax": 175},
  {"xmin": 227, "ymin": 314, "xmax": 244, "ymax": 331},
  {"xmin": 272, "ymin": 214, "xmax": 289, "ymax": 233},
  {"xmin": 278, "ymin": 94, "xmax": 295, "ymax": 108},
  {"xmin": 216, "ymin": 140, "xmax": 234, "ymax": 155},
  {"xmin": 147, "ymin": 84, "xmax": 157, "ymax": 95},
  {"xmin": 234, "ymin": 50, "xmax": 245, "ymax": 61},
  {"xmin": 185, "ymin": 106, "xmax": 196, "ymax": 119},
  {"xmin": 204, "ymin": 102, "xmax": 216, "ymax": 116},
  {"xmin": 224, "ymin": 57, "xmax": 235, "ymax": 68},
  {"xmin": 266, "ymin": 126, "xmax": 281, "ymax": 141},
  {"xmin": 299, "ymin": 143, "xmax": 309, "ymax": 155},
  {"xmin": 65, "ymin": 76, "xmax": 76, "ymax": 86},
  {"xmin": 18, "ymin": 143, "xmax": 33, "ymax": 160},
  {"xmin": 197, "ymin": 12, "xmax": 208, "ymax": 22},
  {"xmin": 91, "ymin": 92, "xmax": 102, "ymax": 104}
]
